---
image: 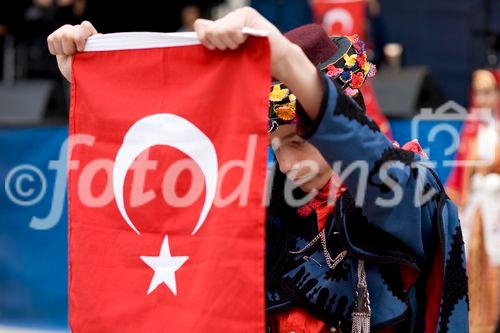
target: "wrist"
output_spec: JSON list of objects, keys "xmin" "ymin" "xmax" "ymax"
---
[
  {"xmin": 271, "ymin": 43, "xmax": 302, "ymax": 81},
  {"xmin": 272, "ymin": 44, "xmax": 322, "ymax": 121}
]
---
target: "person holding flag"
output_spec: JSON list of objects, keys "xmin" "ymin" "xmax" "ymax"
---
[{"xmin": 47, "ymin": 7, "xmax": 468, "ymax": 333}]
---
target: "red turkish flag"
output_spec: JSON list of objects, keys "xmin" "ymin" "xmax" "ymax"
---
[
  {"xmin": 68, "ymin": 33, "xmax": 269, "ymax": 332},
  {"xmin": 313, "ymin": 0, "xmax": 366, "ymax": 38}
]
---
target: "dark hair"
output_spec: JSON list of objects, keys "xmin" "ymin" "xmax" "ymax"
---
[
  {"xmin": 265, "ymin": 164, "xmax": 293, "ymax": 281},
  {"xmin": 266, "ymin": 162, "xmax": 308, "ymax": 220}
]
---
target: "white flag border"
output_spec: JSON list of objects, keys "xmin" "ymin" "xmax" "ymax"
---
[{"xmin": 83, "ymin": 28, "xmax": 268, "ymax": 52}]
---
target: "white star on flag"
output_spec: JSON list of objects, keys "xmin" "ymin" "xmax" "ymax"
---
[{"xmin": 140, "ymin": 235, "xmax": 189, "ymax": 295}]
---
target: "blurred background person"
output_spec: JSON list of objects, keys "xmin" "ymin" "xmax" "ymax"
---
[
  {"xmin": 446, "ymin": 69, "xmax": 500, "ymax": 333},
  {"xmin": 178, "ymin": 4, "xmax": 202, "ymax": 32},
  {"xmin": 18, "ymin": 0, "xmax": 86, "ymax": 118},
  {"xmin": 19, "ymin": 0, "xmax": 86, "ymax": 79}
]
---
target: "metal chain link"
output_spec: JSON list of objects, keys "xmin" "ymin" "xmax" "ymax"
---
[{"xmin": 289, "ymin": 229, "xmax": 348, "ymax": 271}]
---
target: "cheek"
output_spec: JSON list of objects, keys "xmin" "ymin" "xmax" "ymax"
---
[
  {"xmin": 302, "ymin": 144, "xmax": 330, "ymax": 167},
  {"xmin": 318, "ymin": 159, "xmax": 331, "ymax": 175},
  {"xmin": 474, "ymin": 93, "xmax": 486, "ymax": 102},
  {"xmin": 294, "ymin": 149, "xmax": 331, "ymax": 179},
  {"xmin": 488, "ymin": 93, "xmax": 499, "ymax": 104}
]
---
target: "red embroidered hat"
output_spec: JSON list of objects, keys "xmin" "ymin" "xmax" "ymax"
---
[
  {"xmin": 268, "ymin": 24, "xmax": 376, "ymax": 132},
  {"xmin": 285, "ymin": 24, "xmax": 341, "ymax": 66}
]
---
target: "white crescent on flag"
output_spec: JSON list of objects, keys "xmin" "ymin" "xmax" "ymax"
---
[{"xmin": 112, "ymin": 113, "xmax": 218, "ymax": 235}]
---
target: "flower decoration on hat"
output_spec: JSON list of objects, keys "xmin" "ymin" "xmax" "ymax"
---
[
  {"xmin": 268, "ymin": 83, "xmax": 298, "ymax": 132},
  {"xmin": 269, "ymin": 84, "xmax": 289, "ymax": 102},
  {"xmin": 356, "ymin": 53, "xmax": 367, "ymax": 68},
  {"xmin": 320, "ymin": 34, "xmax": 377, "ymax": 98},
  {"xmin": 350, "ymin": 72, "xmax": 364, "ymax": 89},
  {"xmin": 343, "ymin": 54, "xmax": 357, "ymax": 68},
  {"xmin": 326, "ymin": 64, "xmax": 343, "ymax": 78},
  {"xmin": 267, "ymin": 33, "xmax": 377, "ymax": 132},
  {"xmin": 367, "ymin": 63, "xmax": 377, "ymax": 78},
  {"xmin": 345, "ymin": 87, "xmax": 359, "ymax": 97},
  {"xmin": 362, "ymin": 61, "xmax": 371, "ymax": 74},
  {"xmin": 339, "ymin": 70, "xmax": 353, "ymax": 83},
  {"xmin": 275, "ymin": 99, "xmax": 296, "ymax": 121},
  {"xmin": 350, "ymin": 35, "xmax": 366, "ymax": 55}
]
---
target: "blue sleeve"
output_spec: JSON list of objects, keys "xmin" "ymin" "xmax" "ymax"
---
[{"xmin": 303, "ymin": 73, "xmax": 438, "ymax": 269}]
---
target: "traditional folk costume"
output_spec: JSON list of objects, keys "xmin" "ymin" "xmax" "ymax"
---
[
  {"xmin": 446, "ymin": 69, "xmax": 500, "ymax": 333},
  {"xmin": 265, "ymin": 25, "xmax": 469, "ymax": 333}
]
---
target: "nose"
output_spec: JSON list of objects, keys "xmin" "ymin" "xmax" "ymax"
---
[{"xmin": 276, "ymin": 151, "xmax": 294, "ymax": 175}]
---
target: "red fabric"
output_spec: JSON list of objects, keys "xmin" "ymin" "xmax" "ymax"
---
[
  {"xmin": 312, "ymin": 0, "xmax": 366, "ymax": 38},
  {"xmin": 445, "ymin": 114, "xmax": 484, "ymax": 205},
  {"xmin": 492, "ymin": 69, "xmax": 500, "ymax": 85},
  {"xmin": 273, "ymin": 308, "xmax": 330, "ymax": 333},
  {"xmin": 296, "ymin": 183, "xmax": 332, "ymax": 218},
  {"xmin": 296, "ymin": 177, "xmax": 347, "ymax": 230},
  {"xmin": 401, "ymin": 139, "xmax": 429, "ymax": 159},
  {"xmin": 273, "ymin": 307, "xmax": 398, "ymax": 333},
  {"xmin": 362, "ymin": 81, "xmax": 393, "ymax": 140},
  {"xmin": 425, "ymin": 246, "xmax": 444, "ymax": 332},
  {"xmin": 315, "ymin": 202, "xmax": 333, "ymax": 231},
  {"xmin": 68, "ymin": 38, "xmax": 270, "ymax": 332},
  {"xmin": 400, "ymin": 265, "xmax": 419, "ymax": 292}
]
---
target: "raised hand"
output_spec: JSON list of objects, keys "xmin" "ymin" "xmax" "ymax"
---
[
  {"xmin": 47, "ymin": 21, "xmax": 98, "ymax": 81},
  {"xmin": 194, "ymin": 7, "xmax": 323, "ymax": 120}
]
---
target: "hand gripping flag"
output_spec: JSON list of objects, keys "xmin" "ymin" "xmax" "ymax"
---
[{"xmin": 68, "ymin": 32, "xmax": 270, "ymax": 332}]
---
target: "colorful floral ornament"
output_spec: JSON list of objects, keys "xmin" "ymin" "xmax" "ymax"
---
[
  {"xmin": 269, "ymin": 84, "xmax": 289, "ymax": 102},
  {"xmin": 268, "ymin": 83, "xmax": 298, "ymax": 131},
  {"xmin": 269, "ymin": 35, "xmax": 377, "ymax": 132},
  {"xmin": 349, "ymin": 34, "xmax": 366, "ymax": 55},
  {"xmin": 326, "ymin": 64, "xmax": 343, "ymax": 78},
  {"xmin": 319, "ymin": 35, "xmax": 377, "ymax": 96},
  {"xmin": 343, "ymin": 54, "xmax": 357, "ymax": 68},
  {"xmin": 339, "ymin": 70, "xmax": 353, "ymax": 83},
  {"xmin": 367, "ymin": 63, "xmax": 377, "ymax": 78},
  {"xmin": 274, "ymin": 94, "xmax": 297, "ymax": 121},
  {"xmin": 275, "ymin": 105, "xmax": 296, "ymax": 121},
  {"xmin": 351, "ymin": 72, "xmax": 364, "ymax": 89},
  {"xmin": 345, "ymin": 87, "xmax": 359, "ymax": 97},
  {"xmin": 362, "ymin": 61, "xmax": 371, "ymax": 74},
  {"xmin": 354, "ymin": 40, "xmax": 366, "ymax": 55},
  {"xmin": 356, "ymin": 53, "xmax": 367, "ymax": 68}
]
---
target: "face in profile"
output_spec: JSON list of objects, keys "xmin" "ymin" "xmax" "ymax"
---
[{"xmin": 269, "ymin": 124, "xmax": 333, "ymax": 193}]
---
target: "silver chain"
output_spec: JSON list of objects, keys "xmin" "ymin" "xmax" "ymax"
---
[
  {"xmin": 289, "ymin": 229, "xmax": 348, "ymax": 270},
  {"xmin": 289, "ymin": 230, "xmax": 324, "ymax": 254},
  {"xmin": 357, "ymin": 260, "xmax": 367, "ymax": 288},
  {"xmin": 289, "ymin": 228, "xmax": 371, "ymax": 332},
  {"xmin": 352, "ymin": 260, "xmax": 371, "ymax": 333}
]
